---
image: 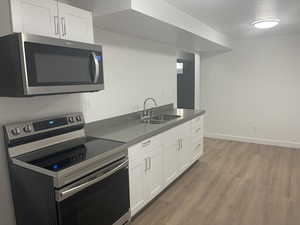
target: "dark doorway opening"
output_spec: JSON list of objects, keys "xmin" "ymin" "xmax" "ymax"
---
[{"xmin": 177, "ymin": 52, "xmax": 195, "ymax": 109}]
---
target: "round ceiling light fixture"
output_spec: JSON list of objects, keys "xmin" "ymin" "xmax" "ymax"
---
[{"xmin": 252, "ymin": 19, "xmax": 280, "ymax": 29}]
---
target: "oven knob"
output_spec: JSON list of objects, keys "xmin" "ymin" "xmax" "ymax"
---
[
  {"xmin": 68, "ymin": 117, "xmax": 74, "ymax": 123},
  {"xmin": 76, "ymin": 116, "xmax": 82, "ymax": 122},
  {"xmin": 23, "ymin": 124, "xmax": 32, "ymax": 133},
  {"xmin": 11, "ymin": 128, "xmax": 21, "ymax": 136}
]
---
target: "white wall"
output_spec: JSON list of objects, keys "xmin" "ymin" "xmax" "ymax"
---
[
  {"xmin": 83, "ymin": 28, "xmax": 177, "ymax": 122},
  {"xmin": 0, "ymin": 28, "xmax": 177, "ymax": 225},
  {"xmin": 201, "ymin": 34, "xmax": 300, "ymax": 148}
]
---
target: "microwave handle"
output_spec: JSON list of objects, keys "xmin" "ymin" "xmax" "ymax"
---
[
  {"xmin": 56, "ymin": 158, "xmax": 128, "ymax": 202},
  {"xmin": 91, "ymin": 52, "xmax": 100, "ymax": 83}
]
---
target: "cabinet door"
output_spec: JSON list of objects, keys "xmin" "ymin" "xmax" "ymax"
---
[
  {"xmin": 161, "ymin": 126, "xmax": 180, "ymax": 187},
  {"xmin": 178, "ymin": 122, "xmax": 193, "ymax": 174},
  {"xmin": 128, "ymin": 143, "xmax": 147, "ymax": 218},
  {"xmin": 178, "ymin": 137, "xmax": 192, "ymax": 174},
  {"xmin": 11, "ymin": 0, "xmax": 58, "ymax": 38},
  {"xmin": 58, "ymin": 2, "xmax": 94, "ymax": 43},
  {"xmin": 129, "ymin": 162, "xmax": 146, "ymax": 217},
  {"xmin": 163, "ymin": 139, "xmax": 179, "ymax": 187},
  {"xmin": 128, "ymin": 136, "xmax": 160, "ymax": 216},
  {"xmin": 145, "ymin": 147, "xmax": 163, "ymax": 202}
]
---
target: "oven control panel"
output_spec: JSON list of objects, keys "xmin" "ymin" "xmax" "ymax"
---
[{"xmin": 4, "ymin": 113, "xmax": 85, "ymax": 140}]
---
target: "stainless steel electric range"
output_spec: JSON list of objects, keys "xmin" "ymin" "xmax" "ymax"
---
[{"xmin": 3, "ymin": 113, "xmax": 131, "ymax": 225}]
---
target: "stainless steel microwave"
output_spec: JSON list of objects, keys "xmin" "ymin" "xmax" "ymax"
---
[{"xmin": 0, "ymin": 33, "xmax": 104, "ymax": 97}]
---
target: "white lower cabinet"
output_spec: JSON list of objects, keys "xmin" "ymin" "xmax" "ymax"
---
[
  {"xmin": 129, "ymin": 136, "xmax": 163, "ymax": 217},
  {"xmin": 129, "ymin": 115, "xmax": 204, "ymax": 217}
]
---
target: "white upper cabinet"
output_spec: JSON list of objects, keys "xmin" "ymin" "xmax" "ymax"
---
[
  {"xmin": 10, "ymin": 0, "xmax": 94, "ymax": 43},
  {"xmin": 11, "ymin": 0, "xmax": 58, "ymax": 38},
  {"xmin": 58, "ymin": 2, "xmax": 94, "ymax": 43}
]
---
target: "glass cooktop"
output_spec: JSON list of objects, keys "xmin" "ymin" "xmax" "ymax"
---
[{"xmin": 17, "ymin": 137, "xmax": 125, "ymax": 172}]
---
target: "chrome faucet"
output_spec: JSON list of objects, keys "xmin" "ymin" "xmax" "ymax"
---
[{"xmin": 141, "ymin": 97, "xmax": 158, "ymax": 123}]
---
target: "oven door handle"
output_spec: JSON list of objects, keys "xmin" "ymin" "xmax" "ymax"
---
[
  {"xmin": 91, "ymin": 52, "xmax": 100, "ymax": 84},
  {"xmin": 56, "ymin": 159, "xmax": 128, "ymax": 202}
]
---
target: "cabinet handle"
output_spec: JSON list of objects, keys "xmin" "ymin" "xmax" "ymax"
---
[
  {"xmin": 145, "ymin": 158, "xmax": 148, "ymax": 172},
  {"xmin": 61, "ymin": 17, "xmax": 66, "ymax": 36},
  {"xmin": 54, "ymin": 16, "xmax": 59, "ymax": 35},
  {"xmin": 180, "ymin": 139, "xmax": 183, "ymax": 149},
  {"xmin": 149, "ymin": 157, "xmax": 152, "ymax": 170},
  {"xmin": 64, "ymin": 18, "xmax": 67, "ymax": 36},
  {"xmin": 142, "ymin": 140, "xmax": 151, "ymax": 147}
]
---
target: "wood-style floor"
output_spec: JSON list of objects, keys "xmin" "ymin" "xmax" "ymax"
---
[{"xmin": 131, "ymin": 138, "xmax": 300, "ymax": 225}]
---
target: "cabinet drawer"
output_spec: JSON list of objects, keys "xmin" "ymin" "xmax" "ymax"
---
[
  {"xmin": 182, "ymin": 120, "xmax": 192, "ymax": 131},
  {"xmin": 139, "ymin": 135, "xmax": 161, "ymax": 151},
  {"xmin": 193, "ymin": 115, "xmax": 203, "ymax": 124},
  {"xmin": 192, "ymin": 128, "xmax": 203, "ymax": 147},
  {"xmin": 128, "ymin": 135, "xmax": 161, "ymax": 166},
  {"xmin": 192, "ymin": 136, "xmax": 203, "ymax": 148},
  {"xmin": 192, "ymin": 125, "xmax": 203, "ymax": 136},
  {"xmin": 192, "ymin": 116, "xmax": 203, "ymax": 131}
]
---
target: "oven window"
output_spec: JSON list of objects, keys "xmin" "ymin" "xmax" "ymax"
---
[
  {"xmin": 57, "ymin": 168, "xmax": 130, "ymax": 225},
  {"xmin": 24, "ymin": 42, "xmax": 103, "ymax": 86}
]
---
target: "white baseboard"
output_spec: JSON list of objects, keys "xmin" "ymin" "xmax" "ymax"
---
[{"xmin": 205, "ymin": 132, "xmax": 300, "ymax": 149}]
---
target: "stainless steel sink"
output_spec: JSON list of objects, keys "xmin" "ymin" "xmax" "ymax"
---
[{"xmin": 147, "ymin": 114, "xmax": 181, "ymax": 124}]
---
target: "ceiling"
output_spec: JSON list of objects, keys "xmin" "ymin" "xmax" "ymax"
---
[{"xmin": 165, "ymin": 0, "xmax": 300, "ymax": 39}]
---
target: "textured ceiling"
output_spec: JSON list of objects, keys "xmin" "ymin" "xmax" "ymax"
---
[{"xmin": 165, "ymin": 0, "xmax": 300, "ymax": 38}]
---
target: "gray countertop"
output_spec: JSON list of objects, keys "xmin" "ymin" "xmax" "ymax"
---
[{"xmin": 86, "ymin": 106, "xmax": 205, "ymax": 148}]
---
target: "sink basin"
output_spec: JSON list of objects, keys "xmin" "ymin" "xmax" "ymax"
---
[{"xmin": 148, "ymin": 114, "xmax": 181, "ymax": 124}]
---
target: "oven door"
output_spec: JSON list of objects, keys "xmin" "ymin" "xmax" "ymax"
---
[
  {"xmin": 56, "ymin": 158, "xmax": 130, "ymax": 225},
  {"xmin": 20, "ymin": 33, "xmax": 104, "ymax": 96}
]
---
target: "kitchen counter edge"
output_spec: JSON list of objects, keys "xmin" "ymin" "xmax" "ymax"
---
[{"xmin": 86, "ymin": 108, "xmax": 205, "ymax": 149}]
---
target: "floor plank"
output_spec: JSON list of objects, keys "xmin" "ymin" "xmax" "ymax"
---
[{"xmin": 131, "ymin": 138, "xmax": 300, "ymax": 225}]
